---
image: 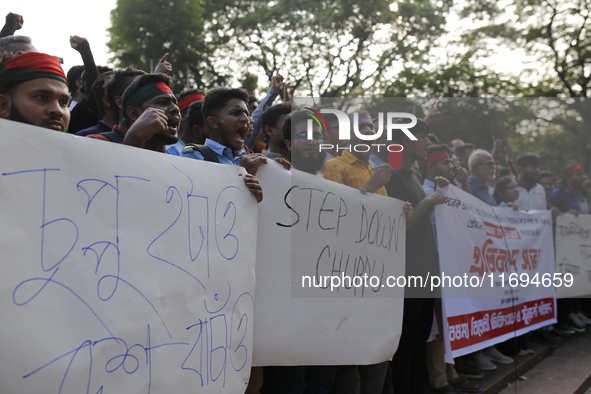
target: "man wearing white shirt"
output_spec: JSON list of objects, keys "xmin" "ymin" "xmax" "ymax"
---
[{"xmin": 514, "ymin": 153, "xmax": 547, "ymax": 211}]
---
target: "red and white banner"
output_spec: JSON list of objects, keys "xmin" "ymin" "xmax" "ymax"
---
[{"xmin": 434, "ymin": 185, "xmax": 557, "ymax": 358}]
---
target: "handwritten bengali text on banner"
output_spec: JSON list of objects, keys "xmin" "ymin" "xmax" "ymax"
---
[{"xmin": 0, "ymin": 119, "xmax": 256, "ymax": 394}]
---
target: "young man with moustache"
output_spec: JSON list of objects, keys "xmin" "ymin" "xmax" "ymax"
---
[
  {"xmin": 114, "ymin": 73, "xmax": 180, "ymax": 153},
  {"xmin": 181, "ymin": 87, "xmax": 290, "ymax": 203},
  {"xmin": 181, "ymin": 88, "xmax": 255, "ymax": 164},
  {"xmin": 0, "ymin": 51, "xmax": 70, "ymax": 132}
]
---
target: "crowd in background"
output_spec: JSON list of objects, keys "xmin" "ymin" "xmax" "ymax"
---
[{"xmin": 1, "ymin": 11, "xmax": 590, "ymax": 394}]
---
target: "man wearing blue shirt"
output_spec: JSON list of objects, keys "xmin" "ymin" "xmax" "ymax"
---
[
  {"xmin": 180, "ymin": 87, "xmax": 291, "ymax": 203},
  {"xmin": 548, "ymin": 164, "xmax": 588, "ymax": 214},
  {"xmin": 468, "ymin": 149, "xmax": 498, "ymax": 206}
]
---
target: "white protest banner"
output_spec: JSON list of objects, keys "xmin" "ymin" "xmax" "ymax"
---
[
  {"xmin": 0, "ymin": 119, "xmax": 256, "ymax": 393},
  {"xmin": 435, "ymin": 185, "xmax": 556, "ymax": 358},
  {"xmin": 555, "ymin": 214, "xmax": 591, "ymax": 298},
  {"xmin": 252, "ymin": 162, "xmax": 405, "ymax": 366}
]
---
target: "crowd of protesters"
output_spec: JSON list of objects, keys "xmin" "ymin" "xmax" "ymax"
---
[{"xmin": 1, "ymin": 11, "xmax": 590, "ymax": 394}]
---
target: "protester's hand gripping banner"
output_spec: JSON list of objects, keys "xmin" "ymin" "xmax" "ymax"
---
[
  {"xmin": 0, "ymin": 120, "xmax": 256, "ymax": 393},
  {"xmin": 252, "ymin": 162, "xmax": 406, "ymax": 366},
  {"xmin": 434, "ymin": 185, "xmax": 556, "ymax": 358},
  {"xmin": 555, "ymin": 214, "xmax": 591, "ymax": 298}
]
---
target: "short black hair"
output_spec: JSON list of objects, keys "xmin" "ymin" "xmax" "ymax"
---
[
  {"xmin": 104, "ymin": 68, "xmax": 146, "ymax": 123},
  {"xmin": 91, "ymin": 70, "xmax": 114, "ymax": 119},
  {"xmin": 455, "ymin": 143, "xmax": 476, "ymax": 159},
  {"xmin": 516, "ymin": 152, "xmax": 540, "ymax": 168},
  {"xmin": 187, "ymin": 100, "xmax": 205, "ymax": 130},
  {"xmin": 248, "ymin": 95, "xmax": 258, "ymax": 104},
  {"xmin": 121, "ymin": 73, "xmax": 172, "ymax": 122},
  {"xmin": 261, "ymin": 103, "xmax": 292, "ymax": 142},
  {"xmin": 66, "ymin": 65, "xmax": 85, "ymax": 94},
  {"xmin": 202, "ymin": 87, "xmax": 249, "ymax": 120}
]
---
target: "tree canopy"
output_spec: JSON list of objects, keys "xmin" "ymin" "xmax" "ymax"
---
[{"xmin": 106, "ymin": 0, "xmax": 590, "ymax": 171}]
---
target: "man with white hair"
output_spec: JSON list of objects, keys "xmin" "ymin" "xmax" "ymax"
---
[{"xmin": 468, "ymin": 149, "xmax": 497, "ymax": 206}]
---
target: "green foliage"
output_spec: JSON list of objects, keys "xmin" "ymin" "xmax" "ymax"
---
[
  {"xmin": 452, "ymin": 0, "xmax": 591, "ymax": 171},
  {"xmin": 107, "ymin": 0, "xmax": 224, "ymax": 91},
  {"xmin": 206, "ymin": 0, "xmax": 451, "ymax": 96},
  {"xmin": 384, "ymin": 52, "xmax": 519, "ymax": 97}
]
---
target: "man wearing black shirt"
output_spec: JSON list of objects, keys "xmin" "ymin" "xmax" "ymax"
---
[{"xmin": 386, "ymin": 119, "xmax": 447, "ymax": 394}]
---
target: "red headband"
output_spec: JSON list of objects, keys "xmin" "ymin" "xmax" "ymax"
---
[
  {"xmin": 565, "ymin": 164, "xmax": 583, "ymax": 175},
  {"xmin": 4, "ymin": 52, "xmax": 66, "ymax": 80},
  {"xmin": 421, "ymin": 149, "xmax": 449, "ymax": 167},
  {"xmin": 156, "ymin": 81, "xmax": 172, "ymax": 93},
  {"xmin": 178, "ymin": 93, "xmax": 205, "ymax": 111}
]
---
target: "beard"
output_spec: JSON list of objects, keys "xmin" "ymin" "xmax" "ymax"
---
[
  {"xmin": 10, "ymin": 101, "xmax": 34, "ymax": 125},
  {"xmin": 290, "ymin": 147, "xmax": 326, "ymax": 175},
  {"xmin": 10, "ymin": 101, "xmax": 67, "ymax": 131}
]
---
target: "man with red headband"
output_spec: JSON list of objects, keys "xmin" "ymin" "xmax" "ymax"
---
[
  {"xmin": 166, "ymin": 88, "xmax": 205, "ymax": 155},
  {"xmin": 118, "ymin": 73, "xmax": 180, "ymax": 152},
  {"xmin": 0, "ymin": 52, "xmax": 70, "ymax": 132},
  {"xmin": 548, "ymin": 164, "xmax": 589, "ymax": 214}
]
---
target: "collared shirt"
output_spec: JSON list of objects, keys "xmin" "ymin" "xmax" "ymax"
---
[
  {"xmin": 166, "ymin": 139, "xmax": 186, "ymax": 156},
  {"xmin": 422, "ymin": 178, "xmax": 438, "ymax": 246},
  {"xmin": 515, "ymin": 183, "xmax": 547, "ymax": 211},
  {"xmin": 181, "ymin": 138, "xmax": 245, "ymax": 165},
  {"xmin": 469, "ymin": 176, "xmax": 498, "ymax": 206},
  {"xmin": 322, "ymin": 150, "xmax": 387, "ymax": 196}
]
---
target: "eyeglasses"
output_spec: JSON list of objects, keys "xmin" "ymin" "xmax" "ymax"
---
[{"xmin": 295, "ymin": 131, "xmax": 324, "ymax": 142}]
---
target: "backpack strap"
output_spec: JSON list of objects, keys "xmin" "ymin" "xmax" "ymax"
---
[{"xmin": 184, "ymin": 144, "xmax": 220, "ymax": 163}]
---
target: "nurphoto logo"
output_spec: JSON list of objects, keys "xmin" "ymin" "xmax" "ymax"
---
[{"xmin": 304, "ymin": 108, "xmax": 418, "ymax": 153}]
